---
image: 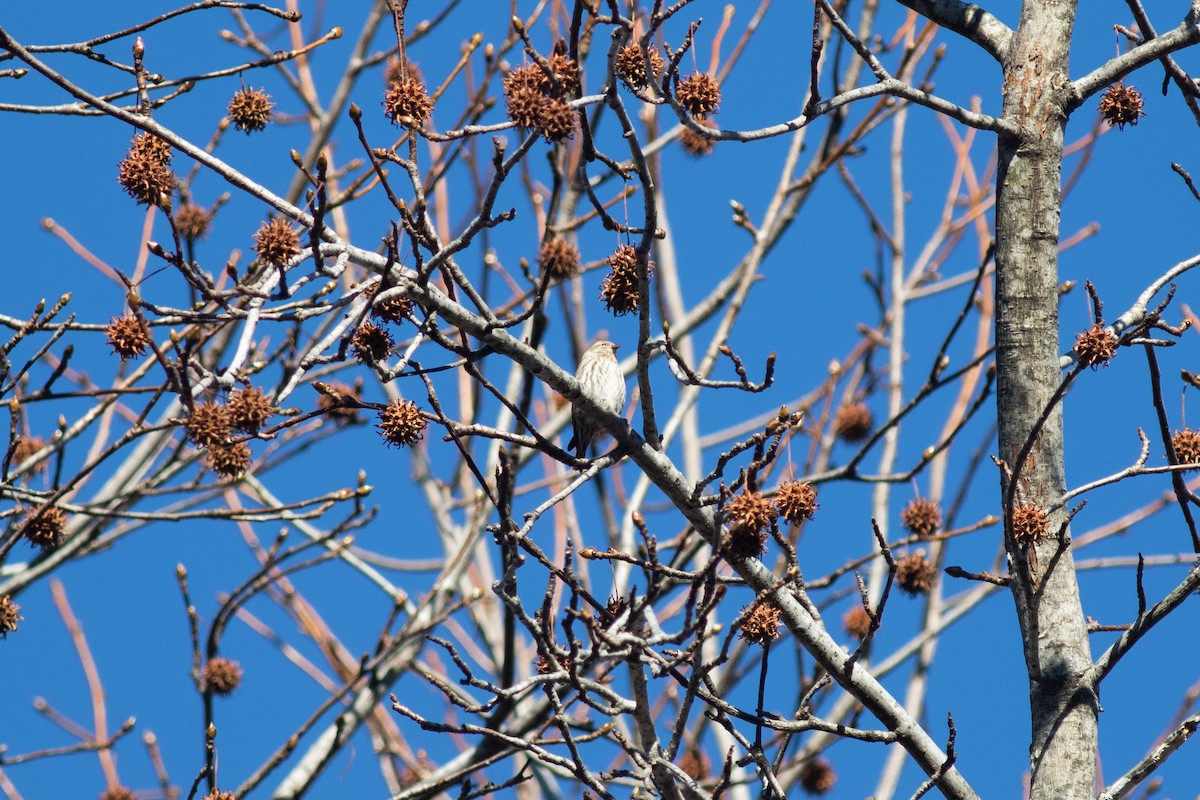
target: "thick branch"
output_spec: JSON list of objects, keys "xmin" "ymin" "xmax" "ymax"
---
[
  {"xmin": 1069, "ymin": 7, "xmax": 1200, "ymax": 109},
  {"xmin": 894, "ymin": 0, "xmax": 1014, "ymax": 62}
]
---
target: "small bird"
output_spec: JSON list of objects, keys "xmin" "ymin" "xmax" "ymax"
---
[{"xmin": 568, "ymin": 340, "xmax": 625, "ymax": 459}]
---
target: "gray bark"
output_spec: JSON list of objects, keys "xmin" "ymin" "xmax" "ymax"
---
[{"xmin": 994, "ymin": 3, "xmax": 1098, "ymax": 797}]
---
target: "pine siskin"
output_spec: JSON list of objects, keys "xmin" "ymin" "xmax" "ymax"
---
[{"xmin": 568, "ymin": 340, "xmax": 625, "ymax": 459}]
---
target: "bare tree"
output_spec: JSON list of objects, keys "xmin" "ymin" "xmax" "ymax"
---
[{"xmin": 2, "ymin": 2, "xmax": 1199, "ymax": 799}]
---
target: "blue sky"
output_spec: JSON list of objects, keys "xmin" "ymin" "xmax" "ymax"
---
[{"xmin": 2, "ymin": 1, "xmax": 1199, "ymax": 798}]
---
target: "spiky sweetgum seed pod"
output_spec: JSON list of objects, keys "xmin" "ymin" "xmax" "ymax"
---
[
  {"xmin": 1074, "ymin": 324, "xmax": 1118, "ymax": 367},
  {"xmin": 737, "ymin": 599, "xmax": 782, "ymax": 645},
  {"xmin": 118, "ymin": 143, "xmax": 175, "ymax": 206},
  {"xmin": 105, "ymin": 313, "xmax": 152, "ymax": 360},
  {"xmin": 896, "ymin": 552, "xmax": 937, "ymax": 596},
  {"xmin": 1010, "ymin": 503, "xmax": 1049, "ymax": 544},
  {"xmin": 227, "ymin": 387, "xmax": 275, "ymax": 433},
  {"xmin": 317, "ymin": 381, "xmax": 362, "ymax": 424},
  {"xmin": 0, "ymin": 594, "xmax": 24, "ymax": 639},
  {"xmin": 680, "ymin": 117, "xmax": 717, "ymax": 157},
  {"xmin": 175, "ymin": 203, "xmax": 212, "ymax": 240},
  {"xmin": 208, "ymin": 442, "xmax": 251, "ymax": 478},
  {"xmin": 504, "ymin": 83, "xmax": 544, "ymax": 129},
  {"xmin": 600, "ymin": 244, "xmax": 652, "ymax": 316},
  {"xmin": 842, "ymin": 605, "xmax": 872, "ymax": 639},
  {"xmin": 253, "ymin": 218, "xmax": 301, "ymax": 266},
  {"xmin": 12, "ymin": 435, "xmax": 47, "ymax": 474},
  {"xmin": 776, "ymin": 480, "xmax": 818, "ymax": 525},
  {"xmin": 723, "ymin": 525, "xmax": 767, "ymax": 559},
  {"xmin": 723, "ymin": 490, "xmax": 776, "ymax": 558},
  {"xmin": 676, "ymin": 72, "xmax": 721, "ymax": 116},
  {"xmin": 535, "ymin": 652, "xmax": 556, "ymax": 674},
  {"xmin": 604, "ymin": 594, "xmax": 629, "ymax": 622},
  {"xmin": 1171, "ymin": 428, "xmax": 1200, "ymax": 468},
  {"xmin": 377, "ymin": 399, "xmax": 428, "ymax": 447},
  {"xmin": 799, "ymin": 757, "xmax": 837, "ymax": 795},
  {"xmin": 369, "ymin": 288, "xmax": 413, "ymax": 324},
  {"xmin": 900, "ymin": 497, "xmax": 942, "ymax": 538},
  {"xmin": 544, "ymin": 45, "xmax": 581, "ymax": 96},
  {"xmin": 539, "ymin": 238, "xmax": 580, "ymax": 279},
  {"xmin": 202, "ymin": 792, "xmax": 236, "ymax": 800},
  {"xmin": 725, "ymin": 490, "xmax": 777, "ymax": 534},
  {"xmin": 184, "ymin": 401, "xmax": 232, "ymax": 449},
  {"xmin": 678, "ymin": 747, "xmax": 710, "ymax": 781},
  {"xmin": 100, "ymin": 787, "xmax": 136, "ymax": 800},
  {"xmin": 833, "ymin": 402, "xmax": 873, "ymax": 442},
  {"xmin": 532, "ymin": 96, "xmax": 577, "ymax": 142},
  {"xmin": 351, "ymin": 320, "xmax": 394, "ymax": 363},
  {"xmin": 383, "ymin": 77, "xmax": 433, "ymax": 126},
  {"xmin": 615, "ymin": 42, "xmax": 664, "ymax": 91},
  {"xmin": 384, "ymin": 57, "xmax": 423, "ymax": 88},
  {"xmin": 503, "ymin": 63, "xmax": 545, "ymax": 96},
  {"xmin": 1098, "ymin": 82, "xmax": 1145, "ymax": 129},
  {"xmin": 227, "ymin": 86, "xmax": 275, "ymax": 133},
  {"xmin": 503, "ymin": 67, "xmax": 547, "ymax": 128},
  {"xmin": 22, "ymin": 506, "xmax": 67, "ymax": 552},
  {"xmin": 202, "ymin": 657, "xmax": 243, "ymax": 695},
  {"xmin": 130, "ymin": 132, "xmax": 172, "ymax": 164}
]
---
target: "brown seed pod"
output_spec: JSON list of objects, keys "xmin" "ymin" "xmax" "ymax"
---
[
  {"xmin": 1010, "ymin": 503, "xmax": 1049, "ymax": 544},
  {"xmin": 368, "ymin": 285, "xmax": 413, "ymax": 324},
  {"xmin": 207, "ymin": 442, "xmax": 251, "ymax": 478},
  {"xmin": 1, "ymin": 594, "xmax": 25, "ymax": 639},
  {"xmin": 227, "ymin": 387, "xmax": 275, "ymax": 434},
  {"xmin": 723, "ymin": 490, "xmax": 777, "ymax": 558},
  {"xmin": 776, "ymin": 480, "xmax": 819, "ymax": 525},
  {"xmin": 678, "ymin": 747, "xmax": 710, "ymax": 781},
  {"xmin": 227, "ymin": 86, "xmax": 275, "ymax": 133},
  {"xmin": 676, "ymin": 72, "xmax": 721, "ymax": 116},
  {"xmin": 544, "ymin": 40, "xmax": 581, "ymax": 96},
  {"xmin": 615, "ymin": 42, "xmax": 665, "ymax": 92},
  {"xmin": 737, "ymin": 598, "xmax": 782, "ymax": 645},
  {"xmin": 896, "ymin": 551, "xmax": 938, "ymax": 596},
  {"xmin": 539, "ymin": 238, "xmax": 581, "ymax": 279},
  {"xmin": 377, "ymin": 399, "xmax": 428, "ymax": 447},
  {"xmin": 799, "ymin": 757, "xmax": 837, "ymax": 795},
  {"xmin": 531, "ymin": 96, "xmax": 577, "ymax": 142},
  {"xmin": 1098, "ymin": 82, "xmax": 1145, "ymax": 129},
  {"xmin": 117, "ymin": 134, "xmax": 175, "ymax": 206},
  {"xmin": 175, "ymin": 202, "xmax": 213, "ymax": 240},
  {"xmin": 11, "ymin": 435, "xmax": 48, "ymax": 474},
  {"xmin": 183, "ymin": 401, "xmax": 233, "ymax": 449},
  {"xmin": 1073, "ymin": 323, "xmax": 1118, "ymax": 367},
  {"xmin": 21, "ymin": 505, "xmax": 68, "ymax": 552},
  {"xmin": 833, "ymin": 402, "xmax": 873, "ymax": 442},
  {"xmin": 105, "ymin": 313, "xmax": 153, "ymax": 360},
  {"xmin": 252, "ymin": 217, "xmax": 302, "ymax": 266},
  {"xmin": 842, "ymin": 605, "xmax": 872, "ymax": 639},
  {"xmin": 600, "ymin": 244, "xmax": 653, "ymax": 315},
  {"xmin": 202, "ymin": 657, "xmax": 243, "ymax": 695},
  {"xmin": 383, "ymin": 77, "xmax": 433, "ymax": 126},
  {"xmin": 351, "ymin": 320, "xmax": 394, "ymax": 363},
  {"xmin": 900, "ymin": 497, "xmax": 942, "ymax": 538},
  {"xmin": 316, "ymin": 381, "xmax": 362, "ymax": 425},
  {"xmin": 1171, "ymin": 428, "xmax": 1200, "ymax": 468},
  {"xmin": 680, "ymin": 117, "xmax": 718, "ymax": 157},
  {"xmin": 99, "ymin": 787, "xmax": 136, "ymax": 800}
]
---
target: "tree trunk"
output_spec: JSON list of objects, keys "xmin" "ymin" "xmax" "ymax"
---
[{"xmin": 995, "ymin": 3, "xmax": 1098, "ymax": 797}]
